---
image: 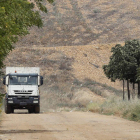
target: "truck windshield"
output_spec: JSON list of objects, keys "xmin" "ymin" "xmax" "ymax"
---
[{"xmin": 9, "ymin": 75, "xmax": 38, "ymax": 85}]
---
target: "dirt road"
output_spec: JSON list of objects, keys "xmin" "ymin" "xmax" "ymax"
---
[{"xmin": 0, "ymin": 111, "xmax": 140, "ymax": 140}]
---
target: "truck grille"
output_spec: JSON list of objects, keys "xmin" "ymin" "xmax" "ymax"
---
[{"xmin": 14, "ymin": 90, "xmax": 33, "ymax": 94}]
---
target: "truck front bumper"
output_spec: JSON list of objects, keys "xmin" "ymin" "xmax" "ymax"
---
[{"xmin": 5, "ymin": 95, "xmax": 40, "ymax": 108}]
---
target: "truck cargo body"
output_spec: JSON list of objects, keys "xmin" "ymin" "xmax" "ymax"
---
[{"xmin": 3, "ymin": 67, "xmax": 43, "ymax": 114}]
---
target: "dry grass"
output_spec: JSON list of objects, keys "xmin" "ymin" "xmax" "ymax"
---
[
  {"xmin": 4, "ymin": 43, "xmax": 125, "ymax": 90},
  {"xmin": 4, "ymin": 0, "xmax": 140, "ymax": 112},
  {"xmin": 16, "ymin": 0, "xmax": 140, "ymax": 47},
  {"xmin": 87, "ymin": 95, "xmax": 140, "ymax": 122},
  {"xmin": 2, "ymin": 0, "xmax": 140, "ymax": 118},
  {"xmin": 3, "ymin": 44, "xmax": 125, "ymax": 112}
]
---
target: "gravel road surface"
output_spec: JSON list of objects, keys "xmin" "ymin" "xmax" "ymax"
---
[{"xmin": 0, "ymin": 111, "xmax": 140, "ymax": 140}]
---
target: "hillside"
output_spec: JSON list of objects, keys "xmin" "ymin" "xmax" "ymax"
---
[
  {"xmin": 4, "ymin": 44, "xmax": 124, "ymax": 111},
  {"xmin": 16, "ymin": 0, "xmax": 140, "ymax": 47},
  {"xmin": 3, "ymin": 0, "xmax": 139, "ymax": 111}
]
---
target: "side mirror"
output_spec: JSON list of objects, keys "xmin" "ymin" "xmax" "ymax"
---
[
  {"xmin": 3, "ymin": 76, "xmax": 6, "ymax": 85},
  {"xmin": 40, "ymin": 76, "xmax": 43, "ymax": 85}
]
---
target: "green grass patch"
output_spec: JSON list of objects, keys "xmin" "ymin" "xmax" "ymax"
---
[{"xmin": 0, "ymin": 94, "xmax": 4, "ymax": 113}]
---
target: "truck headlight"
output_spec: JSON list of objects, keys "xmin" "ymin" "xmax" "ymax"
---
[
  {"xmin": 8, "ymin": 101, "xmax": 13, "ymax": 103},
  {"xmin": 33, "ymin": 101, "xmax": 38, "ymax": 103}
]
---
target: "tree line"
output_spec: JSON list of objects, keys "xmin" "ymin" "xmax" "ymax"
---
[
  {"xmin": 0, "ymin": 0, "xmax": 53, "ymax": 74},
  {"xmin": 103, "ymin": 39, "xmax": 140, "ymax": 100}
]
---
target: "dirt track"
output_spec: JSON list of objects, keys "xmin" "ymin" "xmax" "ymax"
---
[{"xmin": 0, "ymin": 111, "xmax": 140, "ymax": 140}]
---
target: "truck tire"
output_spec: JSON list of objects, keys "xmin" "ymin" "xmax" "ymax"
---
[
  {"xmin": 34, "ymin": 105, "xmax": 40, "ymax": 113},
  {"xmin": 28, "ymin": 108, "xmax": 34, "ymax": 113},
  {"xmin": 4, "ymin": 96, "xmax": 12, "ymax": 114},
  {"xmin": 5, "ymin": 104, "xmax": 12, "ymax": 114},
  {"xmin": 11, "ymin": 108, "xmax": 14, "ymax": 113}
]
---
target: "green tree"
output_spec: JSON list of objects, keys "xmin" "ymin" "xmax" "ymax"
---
[
  {"xmin": 124, "ymin": 39, "xmax": 140, "ymax": 98},
  {"xmin": 0, "ymin": 0, "xmax": 53, "ymax": 73},
  {"xmin": 103, "ymin": 39, "xmax": 140, "ymax": 100},
  {"xmin": 103, "ymin": 44, "xmax": 127, "ymax": 100}
]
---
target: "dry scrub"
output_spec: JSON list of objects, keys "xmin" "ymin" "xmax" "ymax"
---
[
  {"xmin": 3, "ymin": 45, "xmax": 123, "ymax": 112},
  {"xmin": 16, "ymin": 0, "xmax": 140, "ymax": 47},
  {"xmin": 3, "ymin": 45, "xmax": 140, "ymax": 122},
  {"xmin": 87, "ymin": 96, "xmax": 140, "ymax": 122}
]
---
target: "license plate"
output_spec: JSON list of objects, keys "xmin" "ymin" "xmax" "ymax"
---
[{"xmin": 20, "ymin": 102, "xmax": 27, "ymax": 106}]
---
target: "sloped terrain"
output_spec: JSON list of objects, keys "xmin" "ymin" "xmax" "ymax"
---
[
  {"xmin": 3, "ymin": 0, "xmax": 139, "ymax": 110},
  {"xmin": 16, "ymin": 0, "xmax": 140, "ymax": 47},
  {"xmin": 4, "ymin": 44, "xmax": 123, "ymax": 111}
]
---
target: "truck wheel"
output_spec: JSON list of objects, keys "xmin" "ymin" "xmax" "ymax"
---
[
  {"xmin": 11, "ymin": 108, "xmax": 14, "ymax": 113},
  {"xmin": 4, "ymin": 98, "xmax": 12, "ymax": 114},
  {"xmin": 5, "ymin": 104, "xmax": 12, "ymax": 114},
  {"xmin": 35, "ymin": 105, "xmax": 40, "ymax": 113},
  {"xmin": 28, "ymin": 108, "xmax": 34, "ymax": 113}
]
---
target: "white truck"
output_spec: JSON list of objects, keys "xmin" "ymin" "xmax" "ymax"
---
[{"xmin": 3, "ymin": 67, "xmax": 43, "ymax": 114}]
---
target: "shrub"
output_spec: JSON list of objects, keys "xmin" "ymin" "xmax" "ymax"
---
[
  {"xmin": 87, "ymin": 102, "xmax": 101, "ymax": 112},
  {"xmin": 94, "ymin": 9, "xmax": 101, "ymax": 13}
]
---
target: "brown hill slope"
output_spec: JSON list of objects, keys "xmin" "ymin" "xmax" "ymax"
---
[
  {"xmin": 16, "ymin": 0, "xmax": 140, "ymax": 47},
  {"xmin": 4, "ymin": 44, "xmax": 123, "ymax": 111},
  {"xmin": 5, "ymin": 44, "xmax": 121, "ymax": 88}
]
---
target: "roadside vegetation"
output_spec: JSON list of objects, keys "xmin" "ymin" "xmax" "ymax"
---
[
  {"xmin": 103, "ymin": 39, "xmax": 140, "ymax": 100},
  {"xmin": 0, "ymin": 0, "xmax": 53, "ymax": 74},
  {"xmin": 0, "ymin": 93, "xmax": 4, "ymax": 113},
  {"xmin": 94, "ymin": 39, "xmax": 140, "ymax": 122},
  {"xmin": 5, "ymin": 42, "xmax": 140, "ymax": 122},
  {"xmin": 0, "ymin": 0, "xmax": 53, "ymax": 106},
  {"xmin": 1, "ymin": 0, "xmax": 140, "ymax": 123},
  {"xmin": 87, "ymin": 95, "xmax": 140, "ymax": 122}
]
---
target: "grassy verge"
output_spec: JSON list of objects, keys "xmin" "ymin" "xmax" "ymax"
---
[
  {"xmin": 87, "ymin": 96, "xmax": 140, "ymax": 122},
  {"xmin": 0, "ymin": 94, "xmax": 4, "ymax": 113}
]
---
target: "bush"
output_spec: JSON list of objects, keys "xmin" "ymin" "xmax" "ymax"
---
[
  {"xmin": 0, "ymin": 94, "xmax": 5, "ymax": 113},
  {"xmin": 94, "ymin": 9, "xmax": 101, "ymax": 13},
  {"xmin": 87, "ymin": 102, "xmax": 101, "ymax": 112},
  {"xmin": 127, "ymin": 106, "xmax": 140, "ymax": 121}
]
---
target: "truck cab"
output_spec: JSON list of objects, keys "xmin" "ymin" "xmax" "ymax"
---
[{"xmin": 3, "ymin": 67, "xmax": 43, "ymax": 114}]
